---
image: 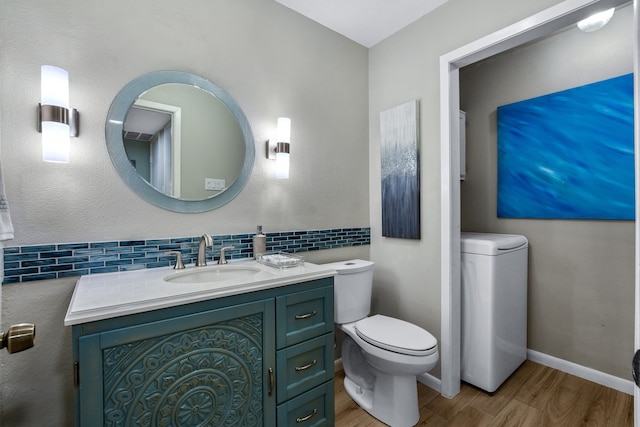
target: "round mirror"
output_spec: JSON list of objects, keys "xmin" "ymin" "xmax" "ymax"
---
[{"xmin": 106, "ymin": 71, "xmax": 255, "ymax": 213}]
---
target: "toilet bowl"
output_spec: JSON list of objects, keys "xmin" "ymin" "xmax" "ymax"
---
[
  {"xmin": 323, "ymin": 260, "xmax": 439, "ymax": 427},
  {"xmin": 339, "ymin": 317, "xmax": 438, "ymax": 426}
]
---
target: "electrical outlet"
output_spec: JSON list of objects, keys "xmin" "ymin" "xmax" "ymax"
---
[{"xmin": 205, "ymin": 178, "xmax": 225, "ymax": 191}]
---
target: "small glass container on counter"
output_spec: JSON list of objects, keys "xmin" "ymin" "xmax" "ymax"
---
[{"xmin": 256, "ymin": 252, "xmax": 304, "ymax": 269}]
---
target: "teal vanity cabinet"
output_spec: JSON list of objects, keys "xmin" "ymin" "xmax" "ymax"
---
[{"xmin": 71, "ymin": 277, "xmax": 335, "ymax": 427}]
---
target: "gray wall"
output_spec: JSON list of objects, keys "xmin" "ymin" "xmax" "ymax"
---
[
  {"xmin": 0, "ymin": 0, "xmax": 370, "ymax": 247},
  {"xmin": 1, "ymin": 1, "xmax": 633, "ymax": 425},
  {"xmin": 139, "ymin": 84, "xmax": 244, "ymax": 200},
  {"xmin": 459, "ymin": 4, "xmax": 634, "ymax": 378},
  {"xmin": 1, "ymin": 278, "xmax": 76, "ymax": 426},
  {"xmin": 0, "ymin": 1, "xmax": 369, "ymax": 425},
  {"xmin": 368, "ymin": 0, "xmax": 567, "ymax": 378}
]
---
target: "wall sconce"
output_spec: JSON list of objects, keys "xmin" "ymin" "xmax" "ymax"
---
[
  {"xmin": 38, "ymin": 65, "xmax": 79, "ymax": 163},
  {"xmin": 577, "ymin": 8, "xmax": 615, "ymax": 32},
  {"xmin": 266, "ymin": 117, "xmax": 291, "ymax": 179}
]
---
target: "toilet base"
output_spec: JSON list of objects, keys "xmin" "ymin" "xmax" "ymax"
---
[{"xmin": 343, "ymin": 372, "xmax": 420, "ymax": 427}]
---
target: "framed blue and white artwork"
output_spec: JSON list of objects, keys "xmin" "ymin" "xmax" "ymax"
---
[
  {"xmin": 497, "ymin": 73, "xmax": 634, "ymax": 220},
  {"xmin": 380, "ymin": 100, "xmax": 420, "ymax": 239}
]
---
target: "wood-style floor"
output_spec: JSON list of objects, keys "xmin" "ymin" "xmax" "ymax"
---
[{"xmin": 334, "ymin": 360, "xmax": 633, "ymax": 426}]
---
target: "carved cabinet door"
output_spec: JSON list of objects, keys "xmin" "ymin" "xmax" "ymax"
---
[{"xmin": 77, "ymin": 300, "xmax": 276, "ymax": 427}]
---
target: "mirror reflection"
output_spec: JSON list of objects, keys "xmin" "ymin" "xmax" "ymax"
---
[
  {"xmin": 105, "ymin": 71, "xmax": 255, "ymax": 213},
  {"xmin": 123, "ymin": 83, "xmax": 245, "ymax": 200}
]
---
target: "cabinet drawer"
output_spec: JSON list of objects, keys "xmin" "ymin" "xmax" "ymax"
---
[
  {"xmin": 277, "ymin": 381, "xmax": 335, "ymax": 427},
  {"xmin": 276, "ymin": 333, "xmax": 334, "ymax": 403},
  {"xmin": 276, "ymin": 285, "xmax": 333, "ymax": 348}
]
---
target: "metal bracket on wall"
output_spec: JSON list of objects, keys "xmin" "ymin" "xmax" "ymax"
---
[{"xmin": 0, "ymin": 323, "xmax": 35, "ymax": 354}]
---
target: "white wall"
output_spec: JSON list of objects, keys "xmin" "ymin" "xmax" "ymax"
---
[
  {"xmin": 3, "ymin": 0, "xmax": 632, "ymax": 424},
  {"xmin": 368, "ymin": 0, "xmax": 568, "ymax": 378},
  {"xmin": 0, "ymin": 0, "xmax": 370, "ymax": 246},
  {"xmin": 0, "ymin": 1, "xmax": 369, "ymax": 425},
  {"xmin": 459, "ymin": 4, "xmax": 634, "ymax": 378},
  {"xmin": 1, "ymin": 277, "xmax": 76, "ymax": 426}
]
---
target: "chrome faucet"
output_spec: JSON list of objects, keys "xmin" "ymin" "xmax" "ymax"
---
[
  {"xmin": 218, "ymin": 246, "xmax": 235, "ymax": 265},
  {"xmin": 196, "ymin": 234, "xmax": 213, "ymax": 267},
  {"xmin": 165, "ymin": 251, "xmax": 185, "ymax": 270}
]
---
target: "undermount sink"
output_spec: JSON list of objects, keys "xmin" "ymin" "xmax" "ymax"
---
[{"xmin": 164, "ymin": 265, "xmax": 262, "ymax": 284}]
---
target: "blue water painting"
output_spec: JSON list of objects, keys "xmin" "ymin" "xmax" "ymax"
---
[
  {"xmin": 380, "ymin": 100, "xmax": 420, "ymax": 239},
  {"xmin": 497, "ymin": 73, "xmax": 634, "ymax": 220}
]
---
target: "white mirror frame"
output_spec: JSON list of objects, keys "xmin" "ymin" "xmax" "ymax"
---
[{"xmin": 106, "ymin": 70, "xmax": 255, "ymax": 213}]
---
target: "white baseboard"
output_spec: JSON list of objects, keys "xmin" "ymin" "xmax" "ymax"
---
[
  {"xmin": 417, "ymin": 372, "xmax": 442, "ymax": 393},
  {"xmin": 336, "ymin": 351, "xmax": 633, "ymax": 396},
  {"xmin": 527, "ymin": 349, "xmax": 634, "ymax": 395}
]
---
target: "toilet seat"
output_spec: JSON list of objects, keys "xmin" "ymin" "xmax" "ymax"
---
[{"xmin": 355, "ymin": 314, "xmax": 438, "ymax": 357}]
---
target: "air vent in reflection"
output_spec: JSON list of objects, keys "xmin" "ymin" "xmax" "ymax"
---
[{"xmin": 123, "ymin": 131, "xmax": 154, "ymax": 141}]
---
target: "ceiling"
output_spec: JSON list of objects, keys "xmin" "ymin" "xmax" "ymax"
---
[
  {"xmin": 124, "ymin": 107, "xmax": 171, "ymax": 141},
  {"xmin": 275, "ymin": 0, "xmax": 449, "ymax": 48}
]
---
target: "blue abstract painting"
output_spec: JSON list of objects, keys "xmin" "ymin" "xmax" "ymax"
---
[
  {"xmin": 497, "ymin": 73, "xmax": 634, "ymax": 220},
  {"xmin": 380, "ymin": 100, "xmax": 420, "ymax": 239}
]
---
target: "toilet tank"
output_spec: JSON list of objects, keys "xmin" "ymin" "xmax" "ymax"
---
[{"xmin": 322, "ymin": 259, "xmax": 374, "ymax": 324}]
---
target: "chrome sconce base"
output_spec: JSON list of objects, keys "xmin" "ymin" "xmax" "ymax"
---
[
  {"xmin": 266, "ymin": 140, "xmax": 290, "ymax": 159},
  {"xmin": 266, "ymin": 117, "xmax": 291, "ymax": 179},
  {"xmin": 38, "ymin": 103, "xmax": 79, "ymax": 136}
]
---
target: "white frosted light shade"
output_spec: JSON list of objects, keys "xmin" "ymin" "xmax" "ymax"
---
[
  {"xmin": 41, "ymin": 65, "xmax": 71, "ymax": 163},
  {"xmin": 42, "ymin": 122, "xmax": 70, "ymax": 163},
  {"xmin": 275, "ymin": 152, "xmax": 289, "ymax": 179},
  {"xmin": 41, "ymin": 65, "xmax": 69, "ymax": 108},
  {"xmin": 577, "ymin": 8, "xmax": 615, "ymax": 32},
  {"xmin": 276, "ymin": 117, "xmax": 291, "ymax": 143}
]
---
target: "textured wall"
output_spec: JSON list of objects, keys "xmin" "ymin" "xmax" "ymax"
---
[
  {"xmin": 0, "ymin": 1, "xmax": 369, "ymax": 425},
  {"xmin": 459, "ymin": 4, "xmax": 634, "ymax": 378},
  {"xmin": 1, "ymin": 277, "xmax": 76, "ymax": 426},
  {"xmin": 0, "ymin": 0, "xmax": 369, "ymax": 246},
  {"xmin": 368, "ymin": 0, "xmax": 574, "ymax": 379}
]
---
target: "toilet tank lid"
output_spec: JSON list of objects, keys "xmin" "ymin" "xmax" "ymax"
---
[{"xmin": 321, "ymin": 259, "xmax": 374, "ymax": 274}]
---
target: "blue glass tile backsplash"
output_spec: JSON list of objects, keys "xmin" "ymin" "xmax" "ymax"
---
[{"xmin": 2, "ymin": 227, "xmax": 370, "ymax": 284}]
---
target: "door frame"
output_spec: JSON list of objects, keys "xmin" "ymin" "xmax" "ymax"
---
[
  {"xmin": 132, "ymin": 99, "xmax": 182, "ymax": 198},
  {"xmin": 438, "ymin": 0, "xmax": 637, "ymax": 405}
]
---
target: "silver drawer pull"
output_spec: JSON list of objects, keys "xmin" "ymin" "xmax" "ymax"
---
[
  {"xmin": 295, "ymin": 359, "xmax": 317, "ymax": 372},
  {"xmin": 295, "ymin": 310, "xmax": 317, "ymax": 320},
  {"xmin": 296, "ymin": 408, "xmax": 318, "ymax": 423}
]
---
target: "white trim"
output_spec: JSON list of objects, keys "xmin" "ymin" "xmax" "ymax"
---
[
  {"xmin": 633, "ymin": 0, "xmax": 640, "ymax": 423},
  {"xmin": 439, "ymin": 56, "xmax": 461, "ymax": 398},
  {"xmin": 440, "ymin": 0, "xmax": 633, "ymax": 400},
  {"xmin": 528, "ymin": 349, "xmax": 634, "ymax": 395},
  {"xmin": 133, "ymin": 99, "xmax": 182, "ymax": 198},
  {"xmin": 417, "ymin": 372, "xmax": 442, "ymax": 393},
  {"xmin": 338, "ymin": 350, "xmax": 633, "ymax": 397}
]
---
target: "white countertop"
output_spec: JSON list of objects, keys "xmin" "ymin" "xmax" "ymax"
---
[{"xmin": 64, "ymin": 259, "xmax": 336, "ymax": 326}]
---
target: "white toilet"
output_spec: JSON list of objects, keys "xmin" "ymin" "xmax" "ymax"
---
[{"xmin": 324, "ymin": 259, "xmax": 438, "ymax": 427}]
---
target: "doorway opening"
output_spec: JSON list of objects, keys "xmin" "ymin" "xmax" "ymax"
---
[{"xmin": 439, "ymin": 0, "xmax": 636, "ymax": 403}]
